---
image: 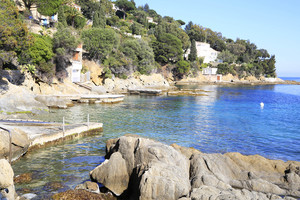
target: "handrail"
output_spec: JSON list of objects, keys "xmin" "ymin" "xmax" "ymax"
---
[{"xmin": 0, "ymin": 127, "xmax": 12, "ymax": 164}]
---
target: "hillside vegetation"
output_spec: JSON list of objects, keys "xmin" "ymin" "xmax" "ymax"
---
[{"xmin": 0, "ymin": 0, "xmax": 276, "ymax": 83}]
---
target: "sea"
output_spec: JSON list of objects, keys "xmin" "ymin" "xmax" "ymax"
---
[{"xmin": 12, "ymin": 78, "xmax": 300, "ymax": 198}]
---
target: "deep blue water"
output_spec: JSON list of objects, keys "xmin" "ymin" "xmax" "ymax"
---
[{"xmin": 12, "ymin": 83, "xmax": 300, "ymax": 197}]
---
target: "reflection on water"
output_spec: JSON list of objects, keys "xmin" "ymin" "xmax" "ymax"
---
[{"xmin": 12, "ymin": 84, "xmax": 300, "ymax": 197}]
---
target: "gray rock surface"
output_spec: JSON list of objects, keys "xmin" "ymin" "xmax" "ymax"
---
[
  {"xmin": 90, "ymin": 152, "xmax": 129, "ymax": 196},
  {"xmin": 0, "ymin": 83, "xmax": 48, "ymax": 114},
  {"xmin": 91, "ymin": 136, "xmax": 300, "ymax": 200},
  {"xmin": 0, "ymin": 159, "xmax": 16, "ymax": 200},
  {"xmin": 35, "ymin": 95, "xmax": 71, "ymax": 109},
  {"xmin": 0, "ymin": 128, "xmax": 30, "ymax": 161}
]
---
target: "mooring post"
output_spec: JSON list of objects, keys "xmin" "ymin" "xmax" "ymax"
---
[
  {"xmin": 87, "ymin": 114, "xmax": 90, "ymax": 129},
  {"xmin": 63, "ymin": 117, "xmax": 65, "ymax": 137}
]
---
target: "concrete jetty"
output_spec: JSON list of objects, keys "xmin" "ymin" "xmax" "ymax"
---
[
  {"xmin": 79, "ymin": 94, "xmax": 125, "ymax": 103},
  {"xmin": 0, "ymin": 120, "xmax": 103, "ymax": 162}
]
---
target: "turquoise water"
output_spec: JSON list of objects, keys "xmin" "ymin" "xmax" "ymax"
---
[{"xmin": 12, "ymin": 83, "xmax": 300, "ymax": 197}]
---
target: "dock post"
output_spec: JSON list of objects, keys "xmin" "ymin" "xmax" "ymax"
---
[
  {"xmin": 87, "ymin": 114, "xmax": 90, "ymax": 129},
  {"xmin": 63, "ymin": 117, "xmax": 65, "ymax": 137}
]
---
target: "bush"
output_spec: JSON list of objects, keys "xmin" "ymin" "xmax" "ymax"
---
[{"xmin": 81, "ymin": 28, "xmax": 120, "ymax": 61}]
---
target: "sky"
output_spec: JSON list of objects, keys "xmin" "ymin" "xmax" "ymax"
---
[{"xmin": 133, "ymin": 0, "xmax": 300, "ymax": 77}]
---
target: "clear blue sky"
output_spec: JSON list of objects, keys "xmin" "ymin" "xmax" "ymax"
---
[{"xmin": 133, "ymin": 0, "xmax": 300, "ymax": 77}]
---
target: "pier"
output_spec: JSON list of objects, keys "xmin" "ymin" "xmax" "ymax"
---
[{"xmin": 0, "ymin": 120, "xmax": 103, "ymax": 162}]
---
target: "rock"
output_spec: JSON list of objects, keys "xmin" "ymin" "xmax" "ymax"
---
[
  {"xmin": 92, "ymin": 136, "xmax": 190, "ymax": 199},
  {"xmin": 35, "ymin": 95, "xmax": 72, "ymax": 109},
  {"xmin": 91, "ymin": 86, "xmax": 106, "ymax": 94},
  {"xmin": 52, "ymin": 189, "xmax": 116, "ymax": 200},
  {"xmin": 13, "ymin": 173, "xmax": 32, "ymax": 184},
  {"xmin": 75, "ymin": 181, "xmax": 100, "ymax": 194},
  {"xmin": 0, "ymin": 128, "xmax": 30, "ymax": 161},
  {"xmin": 90, "ymin": 152, "xmax": 129, "ymax": 196},
  {"xmin": 91, "ymin": 136, "xmax": 300, "ymax": 200},
  {"xmin": 0, "ymin": 83, "xmax": 48, "ymax": 114},
  {"xmin": 139, "ymin": 161, "xmax": 190, "ymax": 200},
  {"xmin": 83, "ymin": 60, "xmax": 103, "ymax": 86},
  {"xmin": 0, "ymin": 159, "xmax": 16, "ymax": 200},
  {"xmin": 20, "ymin": 193, "xmax": 37, "ymax": 200},
  {"xmin": 283, "ymin": 163, "xmax": 300, "ymax": 191}
]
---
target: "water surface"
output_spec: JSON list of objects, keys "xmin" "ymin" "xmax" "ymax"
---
[{"xmin": 12, "ymin": 84, "xmax": 300, "ymax": 197}]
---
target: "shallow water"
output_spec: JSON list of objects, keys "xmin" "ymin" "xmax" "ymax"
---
[{"xmin": 12, "ymin": 84, "xmax": 300, "ymax": 197}]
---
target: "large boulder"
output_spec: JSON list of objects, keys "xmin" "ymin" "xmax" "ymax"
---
[
  {"xmin": 0, "ymin": 128, "xmax": 30, "ymax": 161},
  {"xmin": 91, "ymin": 135, "xmax": 190, "ymax": 199},
  {"xmin": 35, "ymin": 95, "xmax": 72, "ymax": 109},
  {"xmin": 91, "ymin": 136, "xmax": 300, "ymax": 200},
  {"xmin": 0, "ymin": 83, "xmax": 48, "ymax": 114},
  {"xmin": 90, "ymin": 152, "xmax": 129, "ymax": 196},
  {"xmin": 0, "ymin": 159, "xmax": 16, "ymax": 200}
]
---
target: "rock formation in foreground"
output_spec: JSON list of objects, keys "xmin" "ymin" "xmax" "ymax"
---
[
  {"xmin": 90, "ymin": 135, "xmax": 300, "ymax": 200},
  {"xmin": 0, "ymin": 159, "xmax": 17, "ymax": 200}
]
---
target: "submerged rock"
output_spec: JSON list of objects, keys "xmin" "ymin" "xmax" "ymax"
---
[
  {"xmin": 52, "ymin": 189, "xmax": 116, "ymax": 200},
  {"xmin": 90, "ymin": 135, "xmax": 300, "ymax": 200}
]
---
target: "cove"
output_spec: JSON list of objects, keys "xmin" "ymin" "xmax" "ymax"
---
[{"xmin": 12, "ymin": 84, "xmax": 300, "ymax": 197}]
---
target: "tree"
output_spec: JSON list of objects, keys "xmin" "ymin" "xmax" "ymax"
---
[
  {"xmin": 115, "ymin": 0, "xmax": 135, "ymax": 19},
  {"xmin": 143, "ymin": 3, "xmax": 149, "ymax": 12},
  {"xmin": 185, "ymin": 21, "xmax": 193, "ymax": 32},
  {"xmin": 76, "ymin": 0, "xmax": 99, "ymax": 20},
  {"xmin": 64, "ymin": 6, "xmax": 86, "ymax": 28},
  {"xmin": 81, "ymin": 28, "xmax": 120, "ymax": 61},
  {"xmin": 174, "ymin": 59, "xmax": 190, "ymax": 79},
  {"xmin": 0, "ymin": 0, "xmax": 33, "ymax": 67},
  {"xmin": 17, "ymin": 0, "xmax": 36, "ymax": 11},
  {"xmin": 131, "ymin": 22, "xmax": 143, "ymax": 35},
  {"xmin": 53, "ymin": 26, "xmax": 79, "ymax": 55},
  {"xmin": 217, "ymin": 50, "xmax": 236, "ymax": 64},
  {"xmin": 58, "ymin": 6, "xmax": 67, "ymax": 27},
  {"xmin": 176, "ymin": 19, "xmax": 185, "ymax": 26},
  {"xmin": 93, "ymin": 4, "xmax": 106, "ymax": 28},
  {"xmin": 121, "ymin": 39, "xmax": 155, "ymax": 74},
  {"xmin": 152, "ymin": 33, "xmax": 183, "ymax": 64},
  {"xmin": 265, "ymin": 55, "xmax": 276, "ymax": 77},
  {"xmin": 188, "ymin": 39, "xmax": 197, "ymax": 62},
  {"xmin": 27, "ymin": 34, "xmax": 54, "ymax": 73},
  {"xmin": 37, "ymin": 0, "xmax": 63, "ymax": 16}
]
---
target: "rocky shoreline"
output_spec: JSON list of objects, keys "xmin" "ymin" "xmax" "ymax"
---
[
  {"xmin": 86, "ymin": 135, "xmax": 300, "ymax": 200},
  {"xmin": 1, "ymin": 135, "xmax": 300, "ymax": 200}
]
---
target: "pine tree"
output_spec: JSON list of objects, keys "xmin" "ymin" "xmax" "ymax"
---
[
  {"xmin": 58, "ymin": 6, "xmax": 67, "ymax": 27},
  {"xmin": 93, "ymin": 4, "xmax": 106, "ymax": 28},
  {"xmin": 188, "ymin": 39, "xmax": 197, "ymax": 62}
]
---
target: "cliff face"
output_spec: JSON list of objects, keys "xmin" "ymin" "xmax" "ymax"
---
[{"xmin": 90, "ymin": 135, "xmax": 300, "ymax": 200}]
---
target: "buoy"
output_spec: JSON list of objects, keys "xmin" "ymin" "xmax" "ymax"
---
[{"xmin": 260, "ymin": 102, "xmax": 264, "ymax": 109}]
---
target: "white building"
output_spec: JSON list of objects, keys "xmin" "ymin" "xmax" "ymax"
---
[
  {"xmin": 202, "ymin": 67, "xmax": 222, "ymax": 82},
  {"xmin": 185, "ymin": 42, "xmax": 219, "ymax": 64},
  {"xmin": 202, "ymin": 67, "xmax": 218, "ymax": 75},
  {"xmin": 69, "ymin": 44, "xmax": 83, "ymax": 83}
]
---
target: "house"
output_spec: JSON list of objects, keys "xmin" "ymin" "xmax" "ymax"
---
[
  {"xmin": 69, "ymin": 44, "xmax": 83, "ymax": 83},
  {"xmin": 147, "ymin": 17, "xmax": 158, "ymax": 25},
  {"xmin": 202, "ymin": 67, "xmax": 222, "ymax": 82},
  {"xmin": 185, "ymin": 42, "xmax": 219, "ymax": 64},
  {"xmin": 68, "ymin": 2, "xmax": 81, "ymax": 12},
  {"xmin": 13, "ymin": 0, "xmax": 58, "ymax": 27}
]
